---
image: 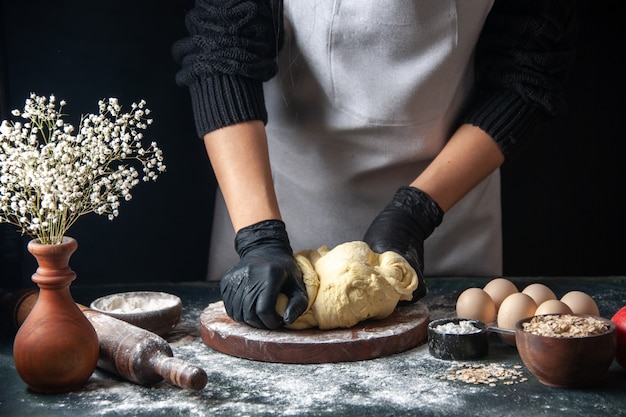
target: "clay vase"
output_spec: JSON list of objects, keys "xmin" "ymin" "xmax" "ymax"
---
[{"xmin": 13, "ymin": 236, "xmax": 99, "ymax": 393}]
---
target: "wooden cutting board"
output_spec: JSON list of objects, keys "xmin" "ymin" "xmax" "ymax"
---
[{"xmin": 200, "ymin": 301, "xmax": 429, "ymax": 363}]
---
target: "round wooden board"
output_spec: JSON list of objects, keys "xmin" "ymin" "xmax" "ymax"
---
[{"xmin": 200, "ymin": 301, "xmax": 429, "ymax": 363}]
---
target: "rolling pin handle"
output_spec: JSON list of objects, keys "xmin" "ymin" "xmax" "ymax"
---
[{"xmin": 154, "ymin": 356, "xmax": 208, "ymax": 391}]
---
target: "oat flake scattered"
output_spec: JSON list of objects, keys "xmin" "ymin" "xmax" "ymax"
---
[{"xmin": 435, "ymin": 363, "xmax": 527, "ymax": 386}]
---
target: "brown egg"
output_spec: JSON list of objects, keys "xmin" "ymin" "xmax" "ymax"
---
[
  {"xmin": 483, "ymin": 278, "xmax": 518, "ymax": 310},
  {"xmin": 560, "ymin": 291, "xmax": 600, "ymax": 316},
  {"xmin": 535, "ymin": 299, "xmax": 573, "ymax": 315},
  {"xmin": 522, "ymin": 283, "xmax": 557, "ymax": 307},
  {"xmin": 497, "ymin": 292, "xmax": 537, "ymax": 345},
  {"xmin": 456, "ymin": 287, "xmax": 497, "ymax": 324}
]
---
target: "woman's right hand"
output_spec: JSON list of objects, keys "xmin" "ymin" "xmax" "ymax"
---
[{"xmin": 220, "ymin": 219, "xmax": 308, "ymax": 329}]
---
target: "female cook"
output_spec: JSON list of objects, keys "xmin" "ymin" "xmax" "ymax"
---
[{"xmin": 173, "ymin": 0, "xmax": 576, "ymax": 329}]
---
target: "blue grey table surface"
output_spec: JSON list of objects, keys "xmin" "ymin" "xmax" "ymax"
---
[{"xmin": 1, "ymin": 277, "xmax": 625, "ymax": 417}]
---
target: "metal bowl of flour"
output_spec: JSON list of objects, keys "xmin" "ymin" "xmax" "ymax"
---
[{"xmin": 90, "ymin": 291, "xmax": 182, "ymax": 337}]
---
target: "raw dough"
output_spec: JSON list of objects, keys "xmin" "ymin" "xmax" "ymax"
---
[{"xmin": 276, "ymin": 241, "xmax": 418, "ymax": 329}]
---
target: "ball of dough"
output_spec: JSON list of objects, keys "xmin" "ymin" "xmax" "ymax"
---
[{"xmin": 276, "ymin": 241, "xmax": 418, "ymax": 330}]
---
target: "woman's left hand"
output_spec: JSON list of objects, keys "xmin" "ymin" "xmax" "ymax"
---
[{"xmin": 363, "ymin": 186, "xmax": 443, "ymax": 302}]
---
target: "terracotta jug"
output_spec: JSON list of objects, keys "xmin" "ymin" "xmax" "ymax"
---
[{"xmin": 13, "ymin": 236, "xmax": 99, "ymax": 393}]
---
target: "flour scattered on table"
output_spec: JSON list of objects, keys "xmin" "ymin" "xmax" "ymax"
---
[{"xmin": 26, "ymin": 289, "xmax": 530, "ymax": 417}]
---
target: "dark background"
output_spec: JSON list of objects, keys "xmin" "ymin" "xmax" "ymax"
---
[{"xmin": 0, "ymin": 1, "xmax": 624, "ymax": 290}]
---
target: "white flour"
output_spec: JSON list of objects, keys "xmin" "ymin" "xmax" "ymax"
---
[
  {"xmin": 23, "ymin": 296, "xmax": 528, "ymax": 417},
  {"xmin": 433, "ymin": 320, "xmax": 482, "ymax": 335},
  {"xmin": 92, "ymin": 292, "xmax": 179, "ymax": 313},
  {"xmin": 12, "ymin": 278, "xmax": 626, "ymax": 417},
  {"xmin": 52, "ymin": 344, "xmax": 475, "ymax": 417}
]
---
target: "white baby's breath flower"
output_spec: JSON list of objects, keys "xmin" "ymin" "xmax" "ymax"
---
[{"xmin": 0, "ymin": 94, "xmax": 166, "ymax": 244}]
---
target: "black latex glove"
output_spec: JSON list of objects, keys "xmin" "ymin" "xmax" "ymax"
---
[
  {"xmin": 363, "ymin": 186, "xmax": 444, "ymax": 302},
  {"xmin": 220, "ymin": 219, "xmax": 308, "ymax": 329}
]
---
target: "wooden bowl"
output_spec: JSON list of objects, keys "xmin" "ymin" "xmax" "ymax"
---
[
  {"xmin": 428, "ymin": 317, "xmax": 488, "ymax": 360},
  {"xmin": 90, "ymin": 291, "xmax": 182, "ymax": 337},
  {"xmin": 515, "ymin": 314, "xmax": 616, "ymax": 388}
]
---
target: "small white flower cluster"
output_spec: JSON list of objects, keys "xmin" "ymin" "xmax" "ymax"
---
[{"xmin": 0, "ymin": 93, "xmax": 166, "ymax": 244}]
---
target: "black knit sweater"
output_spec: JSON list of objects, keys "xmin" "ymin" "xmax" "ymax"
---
[{"xmin": 172, "ymin": 0, "xmax": 576, "ymax": 159}]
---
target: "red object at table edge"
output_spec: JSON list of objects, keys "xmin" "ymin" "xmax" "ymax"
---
[{"xmin": 611, "ymin": 306, "xmax": 626, "ymax": 368}]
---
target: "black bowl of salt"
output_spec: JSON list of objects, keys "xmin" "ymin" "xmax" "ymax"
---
[{"xmin": 428, "ymin": 317, "xmax": 488, "ymax": 360}]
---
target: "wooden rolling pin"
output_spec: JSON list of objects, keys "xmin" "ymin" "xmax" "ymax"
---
[{"xmin": 4, "ymin": 289, "xmax": 207, "ymax": 391}]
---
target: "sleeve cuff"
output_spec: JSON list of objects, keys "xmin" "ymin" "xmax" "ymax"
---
[
  {"xmin": 188, "ymin": 73, "xmax": 268, "ymax": 138},
  {"xmin": 463, "ymin": 88, "xmax": 549, "ymax": 158}
]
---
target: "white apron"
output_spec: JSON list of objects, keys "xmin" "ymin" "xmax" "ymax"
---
[{"xmin": 207, "ymin": 0, "xmax": 502, "ymax": 281}]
